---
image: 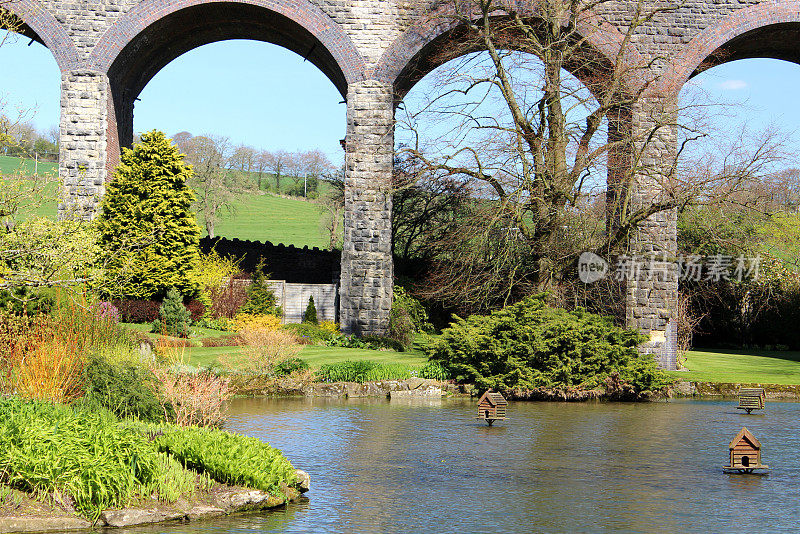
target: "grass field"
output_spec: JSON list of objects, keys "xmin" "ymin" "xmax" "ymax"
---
[
  {"xmin": 670, "ymin": 348, "xmax": 800, "ymax": 385},
  {"xmin": 2, "ymin": 155, "xmax": 333, "ymax": 248},
  {"xmin": 203, "ymin": 192, "xmax": 331, "ymax": 248},
  {"xmin": 0, "ymin": 155, "xmax": 58, "ymax": 177}
]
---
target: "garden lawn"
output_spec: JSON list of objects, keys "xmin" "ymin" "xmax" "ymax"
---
[
  {"xmin": 185, "ymin": 344, "xmax": 428, "ymax": 370},
  {"xmin": 121, "ymin": 324, "xmax": 429, "ymax": 369},
  {"xmin": 671, "ymin": 349, "xmax": 800, "ymax": 385}
]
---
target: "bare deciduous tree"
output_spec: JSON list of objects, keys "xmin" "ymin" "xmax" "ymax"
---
[{"xmin": 396, "ymin": 0, "xmax": 786, "ymax": 311}]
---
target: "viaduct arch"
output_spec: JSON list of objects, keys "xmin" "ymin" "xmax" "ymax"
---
[{"xmin": 4, "ymin": 0, "xmax": 800, "ymax": 367}]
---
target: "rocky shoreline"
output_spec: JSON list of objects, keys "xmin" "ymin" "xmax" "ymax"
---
[
  {"xmin": 0, "ymin": 470, "xmax": 310, "ymax": 533},
  {"xmin": 672, "ymin": 381, "xmax": 800, "ymax": 399},
  {"xmin": 231, "ymin": 376, "xmax": 461, "ymax": 398}
]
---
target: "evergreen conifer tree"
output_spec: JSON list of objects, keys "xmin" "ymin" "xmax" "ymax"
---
[
  {"xmin": 151, "ymin": 287, "xmax": 191, "ymax": 337},
  {"xmin": 97, "ymin": 130, "xmax": 202, "ymax": 299},
  {"xmin": 239, "ymin": 261, "xmax": 281, "ymax": 316},
  {"xmin": 304, "ymin": 295, "xmax": 318, "ymax": 324}
]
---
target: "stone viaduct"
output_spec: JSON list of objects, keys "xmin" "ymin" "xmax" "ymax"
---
[{"xmin": 4, "ymin": 0, "xmax": 795, "ymax": 368}]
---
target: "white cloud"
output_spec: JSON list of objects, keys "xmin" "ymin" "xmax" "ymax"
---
[{"xmin": 718, "ymin": 79, "xmax": 748, "ymax": 91}]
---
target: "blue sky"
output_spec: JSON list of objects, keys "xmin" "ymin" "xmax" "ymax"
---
[{"xmin": 1, "ymin": 32, "xmax": 799, "ymax": 166}]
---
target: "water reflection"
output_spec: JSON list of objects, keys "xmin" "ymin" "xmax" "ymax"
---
[{"xmin": 114, "ymin": 398, "xmax": 800, "ymax": 533}]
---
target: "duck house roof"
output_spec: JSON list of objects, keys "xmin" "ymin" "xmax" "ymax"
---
[{"xmin": 729, "ymin": 427, "xmax": 761, "ymax": 450}]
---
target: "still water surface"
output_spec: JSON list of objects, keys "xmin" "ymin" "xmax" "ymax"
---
[{"xmin": 118, "ymin": 397, "xmax": 800, "ymax": 533}]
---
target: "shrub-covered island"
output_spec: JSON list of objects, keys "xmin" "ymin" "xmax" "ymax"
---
[{"xmin": 427, "ymin": 295, "xmax": 674, "ymax": 400}]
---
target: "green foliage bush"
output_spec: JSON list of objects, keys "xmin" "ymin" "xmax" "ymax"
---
[
  {"xmin": 151, "ymin": 288, "xmax": 191, "ymax": 338},
  {"xmin": 427, "ymin": 295, "xmax": 672, "ymax": 394},
  {"xmin": 419, "ymin": 361, "xmax": 450, "ymax": 381},
  {"xmin": 96, "ymin": 130, "xmax": 202, "ymax": 300},
  {"xmin": 303, "ymin": 296, "xmax": 318, "ymax": 324},
  {"xmin": 392, "ymin": 286, "xmax": 433, "ymax": 333},
  {"xmin": 153, "ymin": 427, "xmax": 295, "ymax": 496},
  {"xmin": 239, "ymin": 266, "xmax": 281, "ymax": 317},
  {"xmin": 79, "ymin": 357, "xmax": 167, "ymax": 423},
  {"xmin": 274, "ymin": 357, "xmax": 309, "ymax": 377},
  {"xmin": 282, "ymin": 322, "xmax": 333, "ymax": 343},
  {"xmin": 389, "ymin": 286, "xmax": 432, "ymax": 349}
]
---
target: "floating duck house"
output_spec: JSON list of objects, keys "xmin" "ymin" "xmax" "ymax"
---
[
  {"xmin": 724, "ymin": 427, "xmax": 769, "ymax": 473},
  {"xmin": 476, "ymin": 391, "xmax": 507, "ymax": 426},
  {"xmin": 737, "ymin": 388, "xmax": 766, "ymax": 414}
]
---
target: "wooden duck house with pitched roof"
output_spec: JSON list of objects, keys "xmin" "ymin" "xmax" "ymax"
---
[
  {"xmin": 724, "ymin": 427, "xmax": 769, "ymax": 474},
  {"xmin": 476, "ymin": 391, "xmax": 507, "ymax": 426}
]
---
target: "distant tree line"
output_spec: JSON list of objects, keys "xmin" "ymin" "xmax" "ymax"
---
[{"xmin": 0, "ymin": 115, "xmax": 59, "ymax": 162}]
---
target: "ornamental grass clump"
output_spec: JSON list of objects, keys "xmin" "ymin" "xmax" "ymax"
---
[
  {"xmin": 427, "ymin": 294, "xmax": 673, "ymax": 395},
  {"xmin": 316, "ymin": 360, "xmax": 416, "ymax": 383},
  {"xmin": 153, "ymin": 427, "xmax": 296, "ymax": 496}
]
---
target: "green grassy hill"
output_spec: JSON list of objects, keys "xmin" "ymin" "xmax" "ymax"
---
[
  {"xmin": 200, "ymin": 192, "xmax": 331, "ymax": 248},
  {"xmin": 0, "ymin": 155, "xmax": 58, "ymax": 178},
  {"xmin": 2, "ymin": 155, "xmax": 334, "ymax": 248}
]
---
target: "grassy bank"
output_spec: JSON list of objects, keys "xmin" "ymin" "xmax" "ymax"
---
[
  {"xmin": 671, "ymin": 348, "xmax": 800, "ymax": 385},
  {"xmin": 0, "ymin": 155, "xmax": 58, "ymax": 177}
]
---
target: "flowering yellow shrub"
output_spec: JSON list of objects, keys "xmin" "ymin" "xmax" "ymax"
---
[
  {"xmin": 234, "ymin": 313, "xmax": 282, "ymax": 331},
  {"xmin": 320, "ymin": 321, "xmax": 340, "ymax": 335}
]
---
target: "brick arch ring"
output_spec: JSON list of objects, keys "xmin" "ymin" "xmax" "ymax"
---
[
  {"xmin": 371, "ymin": 5, "xmax": 642, "ymax": 99},
  {"xmin": 86, "ymin": 0, "xmax": 366, "ymax": 97},
  {"xmin": 5, "ymin": 0, "xmax": 80, "ymax": 71},
  {"xmin": 658, "ymin": 1, "xmax": 800, "ymax": 97}
]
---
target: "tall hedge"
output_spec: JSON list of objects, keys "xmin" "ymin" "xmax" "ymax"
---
[
  {"xmin": 427, "ymin": 295, "xmax": 671, "ymax": 394},
  {"xmin": 97, "ymin": 131, "xmax": 202, "ymax": 300}
]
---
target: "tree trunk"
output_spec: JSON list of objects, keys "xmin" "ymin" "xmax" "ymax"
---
[{"xmin": 206, "ymin": 219, "xmax": 215, "ymax": 239}]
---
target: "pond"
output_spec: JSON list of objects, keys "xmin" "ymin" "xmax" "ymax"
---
[{"xmin": 119, "ymin": 397, "xmax": 800, "ymax": 533}]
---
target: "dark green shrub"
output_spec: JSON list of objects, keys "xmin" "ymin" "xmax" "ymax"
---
[
  {"xmin": 388, "ymin": 304, "xmax": 414, "ymax": 349},
  {"xmin": 274, "ymin": 357, "xmax": 309, "ymax": 377},
  {"xmin": 79, "ymin": 357, "xmax": 168, "ymax": 423},
  {"xmin": 392, "ymin": 286, "xmax": 433, "ymax": 333},
  {"xmin": 0, "ymin": 287, "xmax": 54, "ymax": 316},
  {"xmin": 151, "ymin": 288, "xmax": 191, "ymax": 337},
  {"xmin": 303, "ymin": 296, "xmax": 318, "ymax": 324},
  {"xmin": 427, "ymin": 294, "xmax": 672, "ymax": 395},
  {"xmin": 239, "ymin": 266, "xmax": 281, "ymax": 317},
  {"xmin": 283, "ymin": 322, "xmax": 333, "ymax": 343}
]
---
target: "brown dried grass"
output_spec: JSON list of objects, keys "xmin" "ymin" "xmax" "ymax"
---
[{"xmin": 151, "ymin": 368, "xmax": 231, "ymax": 427}]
